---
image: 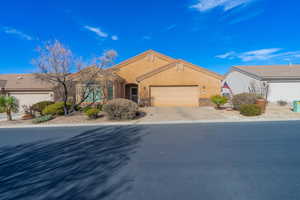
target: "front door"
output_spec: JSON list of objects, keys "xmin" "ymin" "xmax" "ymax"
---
[{"xmin": 130, "ymin": 87, "xmax": 138, "ymax": 103}]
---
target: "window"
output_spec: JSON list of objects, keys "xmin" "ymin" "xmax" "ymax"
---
[
  {"xmin": 108, "ymin": 86, "xmax": 113, "ymax": 100},
  {"xmin": 84, "ymin": 87, "xmax": 103, "ymax": 103},
  {"xmin": 83, "ymin": 84, "xmax": 114, "ymax": 103}
]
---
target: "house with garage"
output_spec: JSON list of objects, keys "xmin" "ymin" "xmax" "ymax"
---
[
  {"xmin": 222, "ymin": 65, "xmax": 300, "ymax": 102},
  {"xmin": 110, "ymin": 50, "xmax": 223, "ymax": 106},
  {"xmin": 0, "ymin": 74, "xmax": 54, "ymax": 111},
  {"xmin": 0, "ymin": 50, "xmax": 223, "ymax": 111}
]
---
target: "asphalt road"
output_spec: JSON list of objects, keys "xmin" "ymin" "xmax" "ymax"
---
[{"xmin": 0, "ymin": 121, "xmax": 300, "ymax": 200}]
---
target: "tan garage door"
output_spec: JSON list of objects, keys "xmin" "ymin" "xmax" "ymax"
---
[
  {"xmin": 151, "ymin": 86, "xmax": 199, "ymax": 107},
  {"xmin": 9, "ymin": 92, "xmax": 53, "ymax": 112}
]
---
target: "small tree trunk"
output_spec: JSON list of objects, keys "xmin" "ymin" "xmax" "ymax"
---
[
  {"xmin": 6, "ymin": 110, "xmax": 12, "ymax": 121},
  {"xmin": 62, "ymin": 83, "xmax": 69, "ymax": 116}
]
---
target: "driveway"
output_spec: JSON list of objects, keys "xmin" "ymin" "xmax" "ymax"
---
[
  {"xmin": 139, "ymin": 104, "xmax": 300, "ymax": 122},
  {"xmin": 0, "ymin": 113, "xmax": 21, "ymax": 121},
  {"xmin": 140, "ymin": 106, "xmax": 226, "ymax": 122},
  {"xmin": 0, "ymin": 121, "xmax": 300, "ymax": 200},
  {"xmin": 0, "ymin": 113, "xmax": 7, "ymax": 121}
]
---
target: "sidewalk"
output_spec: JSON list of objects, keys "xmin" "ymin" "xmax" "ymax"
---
[
  {"xmin": 1, "ymin": 104, "xmax": 300, "ymax": 129},
  {"xmin": 1, "ymin": 117, "xmax": 300, "ymax": 129}
]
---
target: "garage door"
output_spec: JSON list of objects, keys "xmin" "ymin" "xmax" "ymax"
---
[
  {"xmin": 150, "ymin": 86, "xmax": 199, "ymax": 107},
  {"xmin": 10, "ymin": 92, "xmax": 53, "ymax": 112}
]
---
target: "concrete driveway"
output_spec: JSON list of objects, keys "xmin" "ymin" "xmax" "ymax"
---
[
  {"xmin": 0, "ymin": 113, "xmax": 21, "ymax": 121},
  {"xmin": 140, "ymin": 107, "xmax": 226, "ymax": 122},
  {"xmin": 138, "ymin": 104, "xmax": 300, "ymax": 123}
]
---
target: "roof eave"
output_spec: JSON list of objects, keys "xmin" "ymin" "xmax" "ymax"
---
[{"xmin": 231, "ymin": 67, "xmax": 263, "ymax": 81}]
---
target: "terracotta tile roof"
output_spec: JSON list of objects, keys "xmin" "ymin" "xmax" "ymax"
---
[
  {"xmin": 178, "ymin": 60, "xmax": 224, "ymax": 80},
  {"xmin": 233, "ymin": 65, "xmax": 300, "ymax": 79},
  {"xmin": 136, "ymin": 60, "xmax": 223, "ymax": 82},
  {"xmin": 0, "ymin": 74, "xmax": 53, "ymax": 91},
  {"xmin": 70, "ymin": 66, "xmax": 125, "ymax": 82},
  {"xmin": 109, "ymin": 50, "xmax": 175, "ymax": 71}
]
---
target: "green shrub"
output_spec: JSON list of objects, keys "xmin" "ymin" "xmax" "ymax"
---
[
  {"xmin": 232, "ymin": 93, "xmax": 259, "ymax": 110},
  {"xmin": 32, "ymin": 101, "xmax": 54, "ymax": 115},
  {"xmin": 103, "ymin": 98, "xmax": 138, "ymax": 120},
  {"xmin": 81, "ymin": 104, "xmax": 102, "ymax": 113},
  {"xmin": 240, "ymin": 104, "xmax": 262, "ymax": 116},
  {"xmin": 85, "ymin": 108, "xmax": 100, "ymax": 119},
  {"xmin": 42, "ymin": 102, "xmax": 71, "ymax": 116},
  {"xmin": 32, "ymin": 115, "xmax": 54, "ymax": 124},
  {"xmin": 82, "ymin": 106, "xmax": 92, "ymax": 113},
  {"xmin": 210, "ymin": 95, "xmax": 228, "ymax": 109}
]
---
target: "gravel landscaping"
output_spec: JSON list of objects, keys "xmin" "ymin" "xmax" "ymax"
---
[{"xmin": 0, "ymin": 103, "xmax": 300, "ymax": 127}]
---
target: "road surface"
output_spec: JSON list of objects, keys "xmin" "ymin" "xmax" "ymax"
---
[{"xmin": 0, "ymin": 121, "xmax": 300, "ymax": 200}]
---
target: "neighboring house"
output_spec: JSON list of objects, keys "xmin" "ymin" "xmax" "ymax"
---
[
  {"xmin": 0, "ymin": 74, "xmax": 54, "ymax": 111},
  {"xmin": 223, "ymin": 65, "xmax": 300, "ymax": 102},
  {"xmin": 108, "ymin": 50, "xmax": 223, "ymax": 106}
]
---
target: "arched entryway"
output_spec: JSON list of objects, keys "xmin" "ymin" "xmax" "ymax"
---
[{"xmin": 125, "ymin": 83, "xmax": 138, "ymax": 103}]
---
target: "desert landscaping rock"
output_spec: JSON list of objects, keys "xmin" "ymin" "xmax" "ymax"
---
[{"xmin": 1, "ymin": 103, "xmax": 300, "ymax": 128}]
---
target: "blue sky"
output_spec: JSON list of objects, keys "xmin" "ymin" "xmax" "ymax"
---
[{"xmin": 1, "ymin": 0, "xmax": 300, "ymax": 75}]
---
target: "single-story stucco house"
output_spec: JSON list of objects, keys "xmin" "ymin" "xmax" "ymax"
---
[
  {"xmin": 0, "ymin": 74, "xmax": 54, "ymax": 111},
  {"xmin": 108, "ymin": 50, "xmax": 223, "ymax": 106},
  {"xmin": 222, "ymin": 65, "xmax": 300, "ymax": 102},
  {"xmin": 0, "ymin": 50, "xmax": 223, "ymax": 110}
]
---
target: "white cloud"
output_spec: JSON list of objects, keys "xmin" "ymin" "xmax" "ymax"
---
[
  {"xmin": 84, "ymin": 25, "xmax": 120, "ymax": 41},
  {"xmin": 228, "ymin": 9, "xmax": 264, "ymax": 24},
  {"xmin": 191, "ymin": 0, "xmax": 253, "ymax": 12},
  {"xmin": 143, "ymin": 36, "xmax": 151, "ymax": 40},
  {"xmin": 84, "ymin": 26, "xmax": 108, "ymax": 38},
  {"xmin": 111, "ymin": 35, "xmax": 118, "ymax": 40},
  {"xmin": 239, "ymin": 48, "xmax": 281, "ymax": 61},
  {"xmin": 165, "ymin": 24, "xmax": 177, "ymax": 31},
  {"xmin": 2, "ymin": 27, "xmax": 33, "ymax": 40},
  {"xmin": 216, "ymin": 48, "xmax": 300, "ymax": 62},
  {"xmin": 216, "ymin": 51, "xmax": 236, "ymax": 59}
]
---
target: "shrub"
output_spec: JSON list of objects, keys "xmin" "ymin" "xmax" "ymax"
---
[
  {"xmin": 240, "ymin": 104, "xmax": 262, "ymax": 116},
  {"xmin": 82, "ymin": 106, "xmax": 92, "ymax": 113},
  {"xmin": 103, "ymin": 98, "xmax": 138, "ymax": 120},
  {"xmin": 85, "ymin": 108, "xmax": 100, "ymax": 119},
  {"xmin": 0, "ymin": 96, "xmax": 19, "ymax": 121},
  {"xmin": 96, "ymin": 104, "xmax": 103, "ymax": 111},
  {"xmin": 32, "ymin": 101, "xmax": 54, "ymax": 115},
  {"xmin": 210, "ymin": 95, "xmax": 228, "ymax": 109},
  {"xmin": 42, "ymin": 102, "xmax": 71, "ymax": 116},
  {"xmin": 232, "ymin": 93, "xmax": 259, "ymax": 110},
  {"xmin": 277, "ymin": 100, "xmax": 288, "ymax": 106},
  {"xmin": 32, "ymin": 115, "xmax": 54, "ymax": 124}
]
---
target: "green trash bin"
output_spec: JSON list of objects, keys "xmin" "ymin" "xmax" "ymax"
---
[{"xmin": 293, "ymin": 101, "xmax": 300, "ymax": 112}]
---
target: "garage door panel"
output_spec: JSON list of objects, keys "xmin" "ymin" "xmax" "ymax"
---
[
  {"xmin": 151, "ymin": 86, "xmax": 199, "ymax": 107},
  {"xmin": 10, "ymin": 92, "xmax": 53, "ymax": 112}
]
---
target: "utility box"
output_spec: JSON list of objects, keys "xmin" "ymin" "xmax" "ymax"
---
[{"xmin": 293, "ymin": 101, "xmax": 300, "ymax": 112}]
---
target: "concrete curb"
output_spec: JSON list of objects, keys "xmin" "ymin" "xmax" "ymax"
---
[{"xmin": 1, "ymin": 118, "xmax": 300, "ymax": 129}]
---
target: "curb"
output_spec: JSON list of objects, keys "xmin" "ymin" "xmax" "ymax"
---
[{"xmin": 1, "ymin": 118, "xmax": 300, "ymax": 129}]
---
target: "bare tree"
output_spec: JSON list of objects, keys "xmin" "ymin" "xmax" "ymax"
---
[
  {"xmin": 248, "ymin": 81, "xmax": 269, "ymax": 99},
  {"xmin": 33, "ymin": 40, "xmax": 117, "ymax": 115}
]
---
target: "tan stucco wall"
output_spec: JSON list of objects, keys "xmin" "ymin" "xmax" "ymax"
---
[
  {"xmin": 115, "ymin": 55, "xmax": 171, "ymax": 84},
  {"xmin": 138, "ymin": 65, "xmax": 222, "ymax": 99}
]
